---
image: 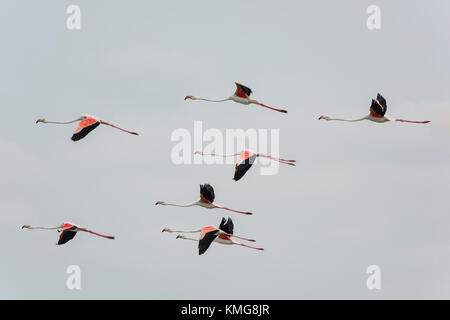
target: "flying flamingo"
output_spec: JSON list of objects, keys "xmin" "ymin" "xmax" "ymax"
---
[
  {"xmin": 162, "ymin": 217, "xmax": 264, "ymax": 255},
  {"xmin": 195, "ymin": 150, "xmax": 296, "ymax": 181},
  {"xmin": 36, "ymin": 114, "xmax": 139, "ymax": 141},
  {"xmin": 21, "ymin": 222, "xmax": 115, "ymax": 245},
  {"xmin": 318, "ymin": 93, "xmax": 430, "ymax": 124},
  {"xmin": 155, "ymin": 183, "xmax": 252, "ymax": 215},
  {"xmin": 184, "ymin": 82, "xmax": 288, "ymax": 113}
]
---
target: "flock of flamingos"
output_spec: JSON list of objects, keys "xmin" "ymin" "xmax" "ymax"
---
[{"xmin": 22, "ymin": 82, "xmax": 430, "ymax": 255}]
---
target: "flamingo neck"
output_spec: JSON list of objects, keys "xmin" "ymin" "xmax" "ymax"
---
[
  {"xmin": 179, "ymin": 236, "xmax": 198, "ymax": 242},
  {"xmin": 166, "ymin": 229, "xmax": 202, "ymax": 234},
  {"xmin": 193, "ymin": 97, "xmax": 230, "ymax": 103},
  {"xmin": 325, "ymin": 115, "xmax": 369, "ymax": 122},
  {"xmin": 24, "ymin": 225, "xmax": 61, "ymax": 230},
  {"xmin": 42, "ymin": 118, "xmax": 82, "ymax": 124},
  {"xmin": 164, "ymin": 202, "xmax": 198, "ymax": 208},
  {"xmin": 196, "ymin": 152, "xmax": 240, "ymax": 157}
]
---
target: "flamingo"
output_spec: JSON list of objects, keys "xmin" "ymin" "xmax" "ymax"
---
[
  {"xmin": 185, "ymin": 82, "xmax": 288, "ymax": 113},
  {"xmin": 36, "ymin": 114, "xmax": 139, "ymax": 141},
  {"xmin": 155, "ymin": 183, "xmax": 252, "ymax": 215},
  {"xmin": 195, "ymin": 150, "xmax": 296, "ymax": 181},
  {"xmin": 318, "ymin": 93, "xmax": 430, "ymax": 124},
  {"xmin": 21, "ymin": 222, "xmax": 115, "ymax": 245},
  {"xmin": 162, "ymin": 217, "xmax": 264, "ymax": 255}
]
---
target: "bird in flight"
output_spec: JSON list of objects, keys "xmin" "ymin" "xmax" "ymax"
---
[
  {"xmin": 36, "ymin": 114, "xmax": 139, "ymax": 141},
  {"xmin": 155, "ymin": 183, "xmax": 252, "ymax": 215},
  {"xmin": 185, "ymin": 82, "xmax": 288, "ymax": 113},
  {"xmin": 21, "ymin": 222, "xmax": 115, "ymax": 245},
  {"xmin": 318, "ymin": 93, "xmax": 430, "ymax": 124},
  {"xmin": 162, "ymin": 217, "xmax": 264, "ymax": 255},
  {"xmin": 195, "ymin": 150, "xmax": 296, "ymax": 181}
]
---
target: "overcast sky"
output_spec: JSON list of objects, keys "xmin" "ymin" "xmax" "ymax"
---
[{"xmin": 1, "ymin": 0, "xmax": 449, "ymax": 299}]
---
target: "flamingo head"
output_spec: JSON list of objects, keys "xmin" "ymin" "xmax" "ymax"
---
[
  {"xmin": 36, "ymin": 118, "xmax": 46, "ymax": 124},
  {"xmin": 21, "ymin": 225, "xmax": 31, "ymax": 229},
  {"xmin": 184, "ymin": 95, "xmax": 195, "ymax": 100},
  {"xmin": 318, "ymin": 115, "xmax": 330, "ymax": 120},
  {"xmin": 155, "ymin": 201, "xmax": 166, "ymax": 206},
  {"xmin": 194, "ymin": 151, "xmax": 203, "ymax": 155},
  {"xmin": 161, "ymin": 228, "xmax": 171, "ymax": 233},
  {"xmin": 176, "ymin": 235, "xmax": 185, "ymax": 240}
]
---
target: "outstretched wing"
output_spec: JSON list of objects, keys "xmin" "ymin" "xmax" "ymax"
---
[
  {"xmin": 234, "ymin": 82, "xmax": 252, "ymax": 98},
  {"xmin": 370, "ymin": 93, "xmax": 387, "ymax": 117},
  {"xmin": 198, "ymin": 229, "xmax": 220, "ymax": 255},
  {"xmin": 200, "ymin": 184, "xmax": 215, "ymax": 203},
  {"xmin": 57, "ymin": 226, "xmax": 77, "ymax": 245},
  {"xmin": 234, "ymin": 151, "xmax": 257, "ymax": 181},
  {"xmin": 72, "ymin": 117, "xmax": 100, "ymax": 141},
  {"xmin": 219, "ymin": 217, "xmax": 234, "ymax": 235}
]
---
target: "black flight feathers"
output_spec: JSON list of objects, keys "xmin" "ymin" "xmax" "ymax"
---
[
  {"xmin": 198, "ymin": 229, "xmax": 220, "ymax": 255},
  {"xmin": 370, "ymin": 93, "xmax": 387, "ymax": 116},
  {"xmin": 200, "ymin": 184, "xmax": 215, "ymax": 203},
  {"xmin": 219, "ymin": 217, "xmax": 234, "ymax": 235}
]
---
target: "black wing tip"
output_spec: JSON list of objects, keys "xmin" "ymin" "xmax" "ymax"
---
[{"xmin": 235, "ymin": 82, "xmax": 252, "ymax": 96}]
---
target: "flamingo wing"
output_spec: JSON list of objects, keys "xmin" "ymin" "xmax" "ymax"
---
[
  {"xmin": 71, "ymin": 117, "xmax": 100, "ymax": 141},
  {"xmin": 370, "ymin": 93, "xmax": 387, "ymax": 117},
  {"xmin": 198, "ymin": 228, "xmax": 220, "ymax": 255},
  {"xmin": 57, "ymin": 226, "xmax": 78, "ymax": 245},
  {"xmin": 200, "ymin": 184, "xmax": 215, "ymax": 203},
  {"xmin": 219, "ymin": 217, "xmax": 234, "ymax": 235},
  {"xmin": 234, "ymin": 83, "xmax": 252, "ymax": 99},
  {"xmin": 234, "ymin": 151, "xmax": 257, "ymax": 181}
]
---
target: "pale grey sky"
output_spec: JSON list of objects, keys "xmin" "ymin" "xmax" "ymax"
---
[{"xmin": 1, "ymin": 0, "xmax": 449, "ymax": 299}]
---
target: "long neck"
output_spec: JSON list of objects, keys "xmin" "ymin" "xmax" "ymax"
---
[
  {"xmin": 327, "ymin": 115, "xmax": 369, "ymax": 122},
  {"xmin": 179, "ymin": 236, "xmax": 199, "ymax": 242},
  {"xmin": 164, "ymin": 202, "xmax": 198, "ymax": 208},
  {"xmin": 194, "ymin": 97, "xmax": 230, "ymax": 103},
  {"xmin": 166, "ymin": 229, "xmax": 202, "ymax": 234},
  {"xmin": 197, "ymin": 152, "xmax": 240, "ymax": 157},
  {"xmin": 43, "ymin": 118, "xmax": 81, "ymax": 124},
  {"xmin": 26, "ymin": 225, "xmax": 60, "ymax": 230}
]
